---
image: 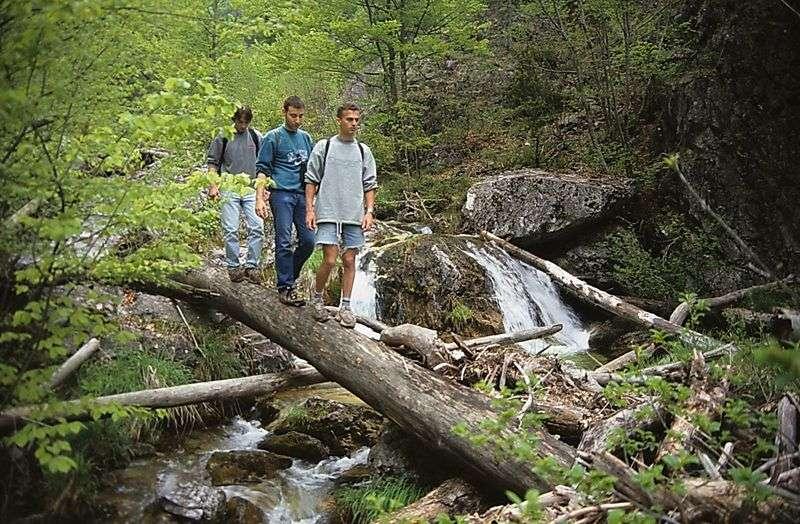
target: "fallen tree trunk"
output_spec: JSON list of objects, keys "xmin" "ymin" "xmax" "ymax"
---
[
  {"xmin": 442, "ymin": 325, "xmax": 562, "ymax": 351},
  {"xmin": 481, "ymin": 231, "xmax": 735, "ymax": 353},
  {"xmin": 0, "ymin": 366, "xmax": 326, "ymax": 434},
  {"xmin": 771, "ymin": 395, "xmax": 799, "ymax": 486},
  {"xmin": 50, "ymin": 338, "xmax": 101, "ymax": 389},
  {"xmin": 139, "ymin": 269, "xmax": 576, "ymax": 494},
  {"xmin": 578, "ymin": 402, "xmax": 669, "ymax": 454},
  {"xmin": 669, "ymin": 276, "xmax": 795, "ymax": 325}
]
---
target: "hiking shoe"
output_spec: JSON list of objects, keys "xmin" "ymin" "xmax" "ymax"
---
[
  {"xmin": 228, "ymin": 267, "xmax": 246, "ymax": 283},
  {"xmin": 278, "ymin": 287, "xmax": 305, "ymax": 307},
  {"xmin": 336, "ymin": 307, "xmax": 356, "ymax": 329},
  {"xmin": 311, "ymin": 298, "xmax": 329, "ymax": 323},
  {"xmin": 244, "ymin": 267, "xmax": 262, "ymax": 285}
]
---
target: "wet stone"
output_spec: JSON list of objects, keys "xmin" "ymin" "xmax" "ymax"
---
[
  {"xmin": 257, "ymin": 431, "xmax": 331, "ymax": 462},
  {"xmin": 206, "ymin": 450, "xmax": 293, "ymax": 486},
  {"xmin": 225, "ymin": 496, "xmax": 264, "ymax": 524},
  {"xmin": 157, "ymin": 478, "xmax": 226, "ymax": 521}
]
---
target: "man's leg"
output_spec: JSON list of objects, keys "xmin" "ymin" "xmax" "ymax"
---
[
  {"xmin": 291, "ymin": 192, "xmax": 316, "ymax": 281},
  {"xmin": 336, "ymin": 248, "xmax": 358, "ymax": 328},
  {"xmin": 269, "ymin": 191, "xmax": 303, "ymax": 305},
  {"xmin": 310, "ymin": 224, "xmax": 339, "ymax": 322},
  {"xmin": 241, "ymin": 193, "xmax": 264, "ymax": 283},
  {"xmin": 335, "ymin": 225, "xmax": 365, "ymax": 328},
  {"xmin": 220, "ymin": 191, "xmax": 245, "ymax": 282}
]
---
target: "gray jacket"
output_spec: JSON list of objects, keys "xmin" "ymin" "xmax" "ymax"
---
[
  {"xmin": 206, "ymin": 128, "xmax": 261, "ymax": 178},
  {"xmin": 305, "ymin": 136, "xmax": 377, "ymax": 225}
]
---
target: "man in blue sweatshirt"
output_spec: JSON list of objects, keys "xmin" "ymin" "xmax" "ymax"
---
[{"xmin": 255, "ymin": 96, "xmax": 316, "ymax": 306}]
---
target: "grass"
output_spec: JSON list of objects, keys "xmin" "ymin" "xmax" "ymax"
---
[{"xmin": 334, "ymin": 475, "xmax": 426, "ymax": 524}]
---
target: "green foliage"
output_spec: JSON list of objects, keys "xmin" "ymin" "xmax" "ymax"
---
[
  {"xmin": 194, "ymin": 331, "xmax": 246, "ymax": 382},
  {"xmin": 449, "ymin": 301, "xmax": 474, "ymax": 331},
  {"xmin": 334, "ymin": 475, "xmax": 425, "ymax": 524}
]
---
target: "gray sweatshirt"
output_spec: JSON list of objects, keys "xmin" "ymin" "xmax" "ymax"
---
[
  {"xmin": 305, "ymin": 136, "xmax": 378, "ymax": 225},
  {"xmin": 206, "ymin": 128, "xmax": 262, "ymax": 178}
]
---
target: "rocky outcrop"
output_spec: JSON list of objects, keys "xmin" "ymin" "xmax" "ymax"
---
[
  {"xmin": 368, "ymin": 422, "xmax": 455, "ymax": 485},
  {"xmin": 258, "ymin": 431, "xmax": 330, "ymax": 462},
  {"xmin": 225, "ymin": 496, "xmax": 264, "ymax": 524},
  {"xmin": 373, "ymin": 234, "xmax": 503, "ymax": 336},
  {"xmin": 157, "ymin": 477, "xmax": 226, "ymax": 521},
  {"xmin": 460, "ymin": 169, "xmax": 633, "ymax": 245},
  {"xmin": 661, "ymin": 1, "xmax": 800, "ymax": 271},
  {"xmin": 205, "ymin": 450, "xmax": 292, "ymax": 485},
  {"xmin": 267, "ymin": 397, "xmax": 383, "ymax": 456}
]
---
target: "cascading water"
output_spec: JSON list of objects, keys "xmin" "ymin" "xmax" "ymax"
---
[
  {"xmin": 349, "ymin": 233, "xmax": 590, "ymax": 354},
  {"xmin": 464, "ymin": 242, "xmax": 589, "ymax": 354}
]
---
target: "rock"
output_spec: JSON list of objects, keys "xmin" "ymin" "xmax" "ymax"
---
[
  {"xmin": 257, "ymin": 431, "xmax": 330, "ymax": 462},
  {"xmin": 268, "ymin": 397, "xmax": 383, "ymax": 456},
  {"xmin": 335, "ymin": 465, "xmax": 373, "ymax": 485},
  {"xmin": 205, "ymin": 450, "xmax": 292, "ymax": 486},
  {"xmin": 253, "ymin": 397, "xmax": 281, "ymax": 426},
  {"xmin": 225, "ymin": 496, "xmax": 264, "ymax": 524},
  {"xmin": 368, "ymin": 422, "xmax": 454, "ymax": 485},
  {"xmin": 373, "ymin": 234, "xmax": 503, "ymax": 336},
  {"xmin": 157, "ymin": 477, "xmax": 226, "ymax": 521},
  {"xmin": 461, "ymin": 169, "xmax": 633, "ymax": 245}
]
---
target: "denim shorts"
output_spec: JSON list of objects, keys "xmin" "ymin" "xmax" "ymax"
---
[{"xmin": 315, "ymin": 222, "xmax": 365, "ymax": 250}]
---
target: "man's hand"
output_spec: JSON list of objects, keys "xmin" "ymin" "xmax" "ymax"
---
[
  {"xmin": 361, "ymin": 211, "xmax": 374, "ymax": 231},
  {"xmin": 306, "ymin": 209, "xmax": 317, "ymax": 231},
  {"xmin": 255, "ymin": 191, "xmax": 270, "ymax": 219},
  {"xmin": 208, "ymin": 184, "xmax": 220, "ymax": 199}
]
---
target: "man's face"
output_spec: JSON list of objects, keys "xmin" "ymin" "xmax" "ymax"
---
[
  {"xmin": 337, "ymin": 110, "xmax": 360, "ymax": 136},
  {"xmin": 233, "ymin": 116, "xmax": 250, "ymax": 133},
  {"xmin": 284, "ymin": 106, "xmax": 305, "ymax": 131}
]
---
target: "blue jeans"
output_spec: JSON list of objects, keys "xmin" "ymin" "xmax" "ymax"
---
[
  {"xmin": 269, "ymin": 190, "xmax": 315, "ymax": 289},
  {"xmin": 221, "ymin": 191, "xmax": 263, "ymax": 269}
]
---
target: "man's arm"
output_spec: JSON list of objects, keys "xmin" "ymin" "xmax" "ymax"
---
[
  {"xmin": 304, "ymin": 141, "xmax": 325, "ymax": 231},
  {"xmin": 362, "ymin": 189, "xmax": 376, "ymax": 231},
  {"xmin": 206, "ymin": 137, "xmax": 223, "ymax": 199},
  {"xmin": 254, "ymin": 133, "xmax": 275, "ymax": 219},
  {"xmin": 304, "ymin": 182, "xmax": 317, "ymax": 231}
]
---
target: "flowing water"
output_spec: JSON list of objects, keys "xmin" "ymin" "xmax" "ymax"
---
[{"xmin": 349, "ymin": 235, "xmax": 590, "ymax": 354}]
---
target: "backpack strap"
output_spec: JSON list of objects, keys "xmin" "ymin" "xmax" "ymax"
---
[
  {"xmin": 248, "ymin": 128, "xmax": 260, "ymax": 152},
  {"xmin": 218, "ymin": 136, "xmax": 228, "ymax": 173},
  {"xmin": 317, "ymin": 137, "xmax": 365, "ymax": 193}
]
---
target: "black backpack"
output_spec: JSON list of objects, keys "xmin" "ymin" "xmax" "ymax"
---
[
  {"xmin": 315, "ymin": 136, "xmax": 365, "ymax": 192},
  {"xmin": 217, "ymin": 128, "xmax": 260, "ymax": 172}
]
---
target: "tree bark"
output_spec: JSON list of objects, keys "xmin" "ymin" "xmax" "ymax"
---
[
  {"xmin": 442, "ymin": 325, "xmax": 562, "ymax": 351},
  {"xmin": 138, "ymin": 268, "xmax": 576, "ymax": 494},
  {"xmin": 771, "ymin": 395, "xmax": 799, "ymax": 487},
  {"xmin": 50, "ymin": 338, "xmax": 101, "ymax": 389},
  {"xmin": 578, "ymin": 402, "xmax": 668, "ymax": 454},
  {"xmin": 0, "ymin": 365, "xmax": 326, "ymax": 434}
]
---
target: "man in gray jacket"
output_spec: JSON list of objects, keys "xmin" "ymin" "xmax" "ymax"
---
[
  {"xmin": 207, "ymin": 106, "xmax": 263, "ymax": 283},
  {"xmin": 304, "ymin": 103, "xmax": 377, "ymax": 328}
]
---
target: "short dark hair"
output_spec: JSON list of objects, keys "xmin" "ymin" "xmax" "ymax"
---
[
  {"xmin": 232, "ymin": 106, "xmax": 253, "ymax": 122},
  {"xmin": 283, "ymin": 96, "xmax": 305, "ymax": 111},
  {"xmin": 336, "ymin": 103, "xmax": 361, "ymax": 118}
]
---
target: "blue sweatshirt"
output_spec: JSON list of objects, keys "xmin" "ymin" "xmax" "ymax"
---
[{"xmin": 255, "ymin": 125, "xmax": 314, "ymax": 192}]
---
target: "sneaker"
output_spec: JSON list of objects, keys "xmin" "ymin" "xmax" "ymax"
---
[
  {"xmin": 228, "ymin": 267, "xmax": 246, "ymax": 283},
  {"xmin": 278, "ymin": 287, "xmax": 305, "ymax": 307},
  {"xmin": 336, "ymin": 307, "xmax": 356, "ymax": 329},
  {"xmin": 244, "ymin": 267, "xmax": 262, "ymax": 285},
  {"xmin": 311, "ymin": 298, "xmax": 329, "ymax": 322}
]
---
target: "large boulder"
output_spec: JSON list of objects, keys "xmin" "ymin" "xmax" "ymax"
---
[
  {"xmin": 373, "ymin": 234, "xmax": 503, "ymax": 336},
  {"xmin": 205, "ymin": 450, "xmax": 292, "ymax": 486},
  {"xmin": 157, "ymin": 477, "xmax": 226, "ymax": 521},
  {"xmin": 267, "ymin": 397, "xmax": 383, "ymax": 456},
  {"xmin": 368, "ymin": 422, "xmax": 455, "ymax": 486},
  {"xmin": 461, "ymin": 169, "xmax": 633, "ymax": 245},
  {"xmin": 257, "ymin": 431, "xmax": 331, "ymax": 462}
]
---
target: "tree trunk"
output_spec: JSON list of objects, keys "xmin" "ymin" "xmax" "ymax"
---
[
  {"xmin": 379, "ymin": 478, "xmax": 484, "ymax": 523},
  {"xmin": 50, "ymin": 338, "xmax": 101, "ymax": 389},
  {"xmin": 139, "ymin": 268, "xmax": 576, "ymax": 494},
  {"xmin": 0, "ymin": 366, "xmax": 326, "ymax": 434}
]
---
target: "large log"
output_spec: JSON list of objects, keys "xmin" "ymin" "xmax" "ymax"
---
[
  {"xmin": 50, "ymin": 338, "xmax": 101, "ymax": 389},
  {"xmin": 380, "ymin": 478, "xmax": 484, "ymax": 523},
  {"xmin": 140, "ymin": 268, "xmax": 576, "ymax": 494},
  {"xmin": 0, "ymin": 366, "xmax": 326, "ymax": 433}
]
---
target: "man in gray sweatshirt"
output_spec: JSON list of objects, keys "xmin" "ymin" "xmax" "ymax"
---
[
  {"xmin": 304, "ymin": 103, "xmax": 377, "ymax": 328},
  {"xmin": 207, "ymin": 106, "xmax": 263, "ymax": 283}
]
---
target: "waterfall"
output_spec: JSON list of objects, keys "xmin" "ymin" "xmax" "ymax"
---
[{"xmin": 464, "ymin": 242, "xmax": 590, "ymax": 354}]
